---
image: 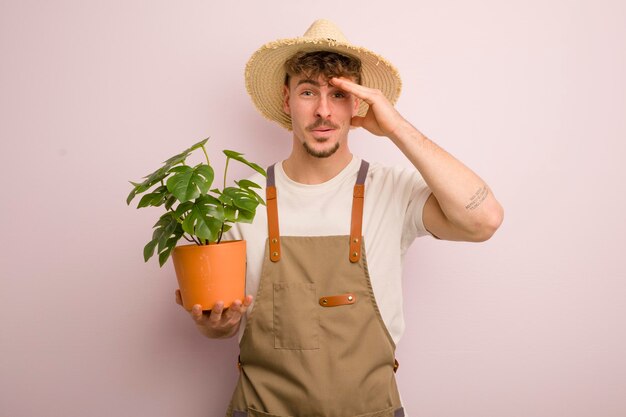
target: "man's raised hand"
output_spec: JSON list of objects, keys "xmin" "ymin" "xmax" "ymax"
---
[{"xmin": 330, "ymin": 77, "xmax": 408, "ymax": 139}]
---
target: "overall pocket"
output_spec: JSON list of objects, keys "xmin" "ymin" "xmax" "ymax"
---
[{"xmin": 273, "ymin": 282, "xmax": 319, "ymax": 350}]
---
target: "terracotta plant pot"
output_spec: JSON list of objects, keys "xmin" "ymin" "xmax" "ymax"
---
[{"xmin": 171, "ymin": 240, "xmax": 246, "ymax": 311}]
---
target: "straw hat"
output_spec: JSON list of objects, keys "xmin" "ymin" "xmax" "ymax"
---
[{"xmin": 245, "ymin": 19, "xmax": 402, "ymax": 130}]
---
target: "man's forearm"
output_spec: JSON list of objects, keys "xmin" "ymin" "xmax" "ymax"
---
[{"xmin": 389, "ymin": 120, "xmax": 504, "ymax": 240}]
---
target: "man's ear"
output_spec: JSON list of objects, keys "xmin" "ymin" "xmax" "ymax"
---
[
  {"xmin": 352, "ymin": 96, "xmax": 360, "ymax": 117},
  {"xmin": 282, "ymin": 85, "xmax": 291, "ymax": 115}
]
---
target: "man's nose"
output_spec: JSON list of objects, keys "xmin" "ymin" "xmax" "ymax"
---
[{"xmin": 315, "ymin": 96, "xmax": 331, "ymax": 118}]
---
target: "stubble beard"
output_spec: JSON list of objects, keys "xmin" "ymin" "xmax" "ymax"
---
[
  {"xmin": 302, "ymin": 119, "xmax": 342, "ymax": 158},
  {"xmin": 303, "ymin": 140, "xmax": 340, "ymax": 158}
]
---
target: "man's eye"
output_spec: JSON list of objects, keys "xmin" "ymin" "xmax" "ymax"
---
[
  {"xmin": 333, "ymin": 92, "xmax": 347, "ymax": 98},
  {"xmin": 301, "ymin": 91, "xmax": 313, "ymax": 96}
]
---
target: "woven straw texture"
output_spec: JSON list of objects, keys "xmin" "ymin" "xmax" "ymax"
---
[{"xmin": 245, "ymin": 19, "xmax": 402, "ymax": 130}]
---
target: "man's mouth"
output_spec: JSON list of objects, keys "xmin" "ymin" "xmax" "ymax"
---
[{"xmin": 307, "ymin": 120, "xmax": 339, "ymax": 132}]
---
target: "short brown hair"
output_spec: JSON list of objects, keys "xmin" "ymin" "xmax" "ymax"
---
[{"xmin": 284, "ymin": 51, "xmax": 362, "ymax": 87}]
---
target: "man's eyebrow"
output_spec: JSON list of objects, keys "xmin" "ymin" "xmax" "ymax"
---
[{"xmin": 296, "ymin": 79, "xmax": 321, "ymax": 87}]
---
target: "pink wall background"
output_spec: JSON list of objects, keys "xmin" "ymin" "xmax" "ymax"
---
[{"xmin": 1, "ymin": 1, "xmax": 625, "ymax": 416}]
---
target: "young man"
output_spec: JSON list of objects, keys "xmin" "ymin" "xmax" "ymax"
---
[{"xmin": 176, "ymin": 19, "xmax": 503, "ymax": 416}]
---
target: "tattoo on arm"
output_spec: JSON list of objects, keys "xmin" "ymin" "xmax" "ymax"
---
[{"xmin": 465, "ymin": 185, "xmax": 489, "ymax": 210}]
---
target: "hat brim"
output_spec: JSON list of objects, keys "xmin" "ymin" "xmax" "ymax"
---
[{"xmin": 245, "ymin": 38, "xmax": 402, "ymax": 130}]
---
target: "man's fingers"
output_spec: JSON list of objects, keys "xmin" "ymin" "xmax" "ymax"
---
[
  {"xmin": 188, "ymin": 296, "xmax": 253, "ymax": 329},
  {"xmin": 228, "ymin": 296, "xmax": 253, "ymax": 315},
  {"xmin": 208, "ymin": 301, "xmax": 224, "ymax": 323},
  {"xmin": 223, "ymin": 300, "xmax": 242, "ymax": 323},
  {"xmin": 330, "ymin": 77, "xmax": 374, "ymax": 103},
  {"xmin": 330, "ymin": 76, "xmax": 359, "ymax": 89},
  {"xmin": 243, "ymin": 295, "xmax": 254, "ymax": 308},
  {"xmin": 236, "ymin": 295, "xmax": 254, "ymax": 315},
  {"xmin": 191, "ymin": 304, "xmax": 204, "ymax": 323},
  {"xmin": 223, "ymin": 296, "xmax": 253, "ymax": 324}
]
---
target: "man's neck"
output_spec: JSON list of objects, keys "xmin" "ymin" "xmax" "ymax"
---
[{"xmin": 282, "ymin": 145, "xmax": 353, "ymax": 185}]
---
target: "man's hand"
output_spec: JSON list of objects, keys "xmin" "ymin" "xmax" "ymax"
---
[
  {"xmin": 175, "ymin": 289, "xmax": 253, "ymax": 339},
  {"xmin": 330, "ymin": 77, "xmax": 408, "ymax": 139}
]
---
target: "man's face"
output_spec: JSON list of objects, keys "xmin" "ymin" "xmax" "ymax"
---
[{"xmin": 283, "ymin": 73, "xmax": 360, "ymax": 158}]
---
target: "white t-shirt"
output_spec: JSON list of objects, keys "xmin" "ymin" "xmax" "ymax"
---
[{"xmin": 224, "ymin": 155, "xmax": 432, "ymax": 345}]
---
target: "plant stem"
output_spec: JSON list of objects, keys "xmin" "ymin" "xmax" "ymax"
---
[
  {"xmin": 201, "ymin": 145, "xmax": 210, "ymax": 166},
  {"xmin": 223, "ymin": 157, "xmax": 230, "ymax": 190},
  {"xmin": 217, "ymin": 157, "xmax": 231, "ymax": 245},
  {"xmin": 188, "ymin": 235, "xmax": 202, "ymax": 245},
  {"xmin": 200, "ymin": 143, "xmax": 213, "ymax": 247}
]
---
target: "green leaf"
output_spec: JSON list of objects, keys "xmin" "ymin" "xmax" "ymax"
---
[
  {"xmin": 181, "ymin": 195, "xmax": 225, "ymax": 242},
  {"xmin": 189, "ymin": 138, "xmax": 210, "ymax": 151},
  {"xmin": 137, "ymin": 185, "xmax": 169, "ymax": 208},
  {"xmin": 222, "ymin": 150, "xmax": 243, "ymax": 158},
  {"xmin": 224, "ymin": 205, "xmax": 237, "ymax": 222},
  {"xmin": 158, "ymin": 240, "xmax": 174, "ymax": 267},
  {"xmin": 158, "ymin": 229, "xmax": 183, "ymax": 267},
  {"xmin": 200, "ymin": 193, "xmax": 223, "ymax": 208},
  {"xmin": 150, "ymin": 213, "xmax": 179, "ymax": 254},
  {"xmin": 222, "ymin": 205, "xmax": 254, "ymax": 224},
  {"xmin": 166, "ymin": 164, "xmax": 214, "ymax": 203},
  {"xmin": 128, "ymin": 139, "xmax": 211, "ymax": 205},
  {"xmin": 221, "ymin": 187, "xmax": 260, "ymax": 212},
  {"xmin": 236, "ymin": 179, "xmax": 261, "ymax": 189},
  {"xmin": 216, "ymin": 189, "xmax": 232, "ymax": 205},
  {"xmin": 164, "ymin": 195, "xmax": 177, "ymax": 210},
  {"xmin": 161, "ymin": 151, "xmax": 188, "ymax": 167},
  {"xmin": 143, "ymin": 239, "xmax": 158, "ymax": 262},
  {"xmin": 235, "ymin": 208, "xmax": 255, "ymax": 223},
  {"xmin": 235, "ymin": 179, "xmax": 265, "ymax": 206},
  {"xmin": 127, "ymin": 166, "xmax": 170, "ymax": 205},
  {"xmin": 223, "ymin": 150, "xmax": 267, "ymax": 177},
  {"xmin": 127, "ymin": 188, "xmax": 139, "ymax": 205},
  {"xmin": 162, "ymin": 138, "xmax": 209, "ymax": 165},
  {"xmin": 174, "ymin": 201, "xmax": 194, "ymax": 218},
  {"xmin": 219, "ymin": 187, "xmax": 260, "ymax": 224},
  {"xmin": 126, "ymin": 181, "xmax": 144, "ymax": 205}
]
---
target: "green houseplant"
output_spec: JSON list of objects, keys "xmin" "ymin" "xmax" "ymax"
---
[{"xmin": 127, "ymin": 138, "xmax": 266, "ymax": 309}]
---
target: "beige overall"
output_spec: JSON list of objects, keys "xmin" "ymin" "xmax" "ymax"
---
[{"xmin": 226, "ymin": 160, "xmax": 404, "ymax": 417}]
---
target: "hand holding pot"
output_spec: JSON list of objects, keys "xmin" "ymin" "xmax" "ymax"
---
[{"xmin": 176, "ymin": 289, "xmax": 253, "ymax": 339}]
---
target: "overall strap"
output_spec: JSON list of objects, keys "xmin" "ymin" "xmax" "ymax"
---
[
  {"xmin": 266, "ymin": 165, "xmax": 281, "ymax": 262},
  {"xmin": 349, "ymin": 159, "xmax": 369, "ymax": 263},
  {"xmin": 265, "ymin": 160, "xmax": 369, "ymax": 264}
]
